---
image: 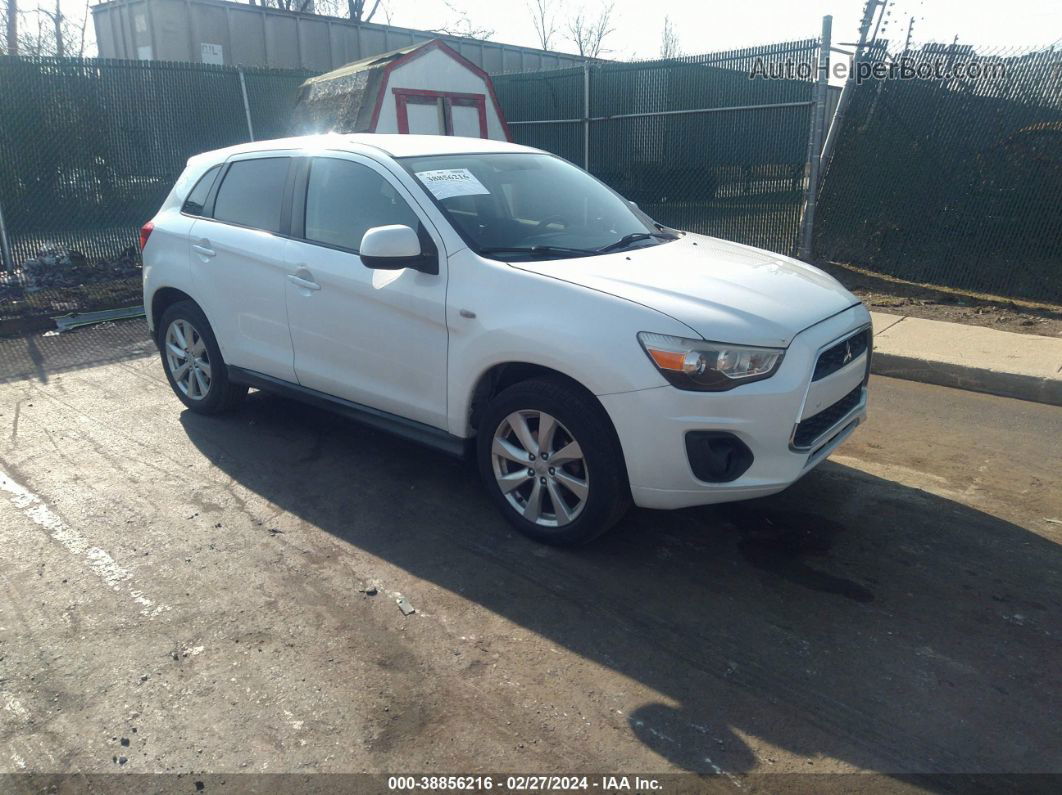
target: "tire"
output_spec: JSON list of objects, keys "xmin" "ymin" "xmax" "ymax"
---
[
  {"xmin": 157, "ymin": 300, "xmax": 247, "ymax": 414},
  {"xmin": 477, "ymin": 377, "xmax": 631, "ymax": 545}
]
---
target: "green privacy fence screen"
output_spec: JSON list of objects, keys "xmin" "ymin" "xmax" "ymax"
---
[
  {"xmin": 813, "ymin": 45, "xmax": 1062, "ymax": 303},
  {"xmin": 0, "ymin": 57, "xmax": 314, "ymax": 321},
  {"xmin": 493, "ymin": 40, "xmax": 822, "ymax": 256}
]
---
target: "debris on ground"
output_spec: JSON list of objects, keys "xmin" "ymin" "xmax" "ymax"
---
[
  {"xmin": 53, "ymin": 305, "xmax": 145, "ymax": 332},
  {"xmin": 0, "ymin": 246, "xmax": 143, "ymax": 320},
  {"xmin": 819, "ymin": 261, "xmax": 1062, "ymax": 337},
  {"xmin": 396, "ymin": 597, "xmax": 415, "ymax": 616},
  {"xmin": 355, "ymin": 577, "xmax": 379, "ymax": 595}
]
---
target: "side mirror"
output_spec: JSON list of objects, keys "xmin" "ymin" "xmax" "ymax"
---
[{"xmin": 360, "ymin": 225, "xmax": 438, "ymax": 274}]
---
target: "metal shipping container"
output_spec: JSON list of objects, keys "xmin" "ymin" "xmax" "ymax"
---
[{"xmin": 91, "ymin": 0, "xmax": 585, "ymax": 74}]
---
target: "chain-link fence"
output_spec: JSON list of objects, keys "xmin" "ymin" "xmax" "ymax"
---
[
  {"xmin": 814, "ymin": 44, "xmax": 1062, "ymax": 303},
  {"xmin": 493, "ymin": 38, "xmax": 828, "ymax": 256},
  {"xmin": 0, "ymin": 57, "xmax": 314, "ymax": 323},
  {"xmin": 5, "ymin": 38, "xmax": 1056, "ymax": 329}
]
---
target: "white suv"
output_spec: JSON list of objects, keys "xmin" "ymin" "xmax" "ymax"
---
[{"xmin": 143, "ymin": 134, "xmax": 871, "ymax": 544}]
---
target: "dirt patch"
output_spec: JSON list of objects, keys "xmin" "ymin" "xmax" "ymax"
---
[
  {"xmin": 818, "ymin": 261, "xmax": 1062, "ymax": 338},
  {"xmin": 0, "ymin": 247, "xmax": 142, "ymax": 322}
]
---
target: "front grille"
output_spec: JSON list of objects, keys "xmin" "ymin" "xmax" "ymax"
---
[
  {"xmin": 813, "ymin": 329, "xmax": 870, "ymax": 381},
  {"xmin": 793, "ymin": 385, "xmax": 863, "ymax": 449}
]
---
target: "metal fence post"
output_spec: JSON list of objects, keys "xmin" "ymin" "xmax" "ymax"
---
[
  {"xmin": 238, "ymin": 67, "xmax": 256, "ymax": 142},
  {"xmin": 797, "ymin": 16, "xmax": 832, "ymax": 261},
  {"xmin": 0, "ymin": 197, "xmax": 13, "ymax": 273},
  {"xmin": 582, "ymin": 61, "xmax": 591, "ymax": 170},
  {"xmin": 820, "ymin": 0, "xmax": 882, "ymax": 179}
]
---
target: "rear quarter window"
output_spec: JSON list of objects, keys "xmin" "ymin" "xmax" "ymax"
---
[
  {"xmin": 181, "ymin": 165, "xmax": 221, "ymax": 216},
  {"xmin": 212, "ymin": 158, "xmax": 290, "ymax": 233}
]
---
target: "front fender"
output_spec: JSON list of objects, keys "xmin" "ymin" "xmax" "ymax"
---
[{"xmin": 445, "ymin": 252, "xmax": 695, "ymax": 437}]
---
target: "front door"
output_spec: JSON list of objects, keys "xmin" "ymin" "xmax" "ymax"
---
[{"xmin": 284, "ymin": 155, "xmax": 449, "ymax": 429}]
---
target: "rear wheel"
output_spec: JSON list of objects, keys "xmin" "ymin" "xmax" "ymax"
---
[
  {"xmin": 158, "ymin": 301, "xmax": 246, "ymax": 414},
  {"xmin": 477, "ymin": 377, "xmax": 630, "ymax": 545}
]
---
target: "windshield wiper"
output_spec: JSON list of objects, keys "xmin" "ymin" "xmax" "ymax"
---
[
  {"xmin": 478, "ymin": 245, "xmax": 596, "ymax": 259},
  {"xmin": 595, "ymin": 232, "xmax": 679, "ymax": 254}
]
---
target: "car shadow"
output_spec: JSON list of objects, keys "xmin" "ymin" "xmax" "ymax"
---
[{"xmin": 179, "ymin": 390, "xmax": 1062, "ymax": 780}]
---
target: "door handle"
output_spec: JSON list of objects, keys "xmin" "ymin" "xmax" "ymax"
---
[
  {"xmin": 192, "ymin": 240, "xmax": 216, "ymax": 259},
  {"xmin": 287, "ymin": 273, "xmax": 321, "ymax": 291}
]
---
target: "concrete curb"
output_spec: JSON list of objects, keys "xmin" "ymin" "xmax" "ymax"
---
[
  {"xmin": 868, "ymin": 312, "xmax": 1062, "ymax": 407},
  {"xmin": 870, "ymin": 353, "xmax": 1062, "ymax": 407}
]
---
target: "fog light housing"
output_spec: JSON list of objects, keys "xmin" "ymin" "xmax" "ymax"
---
[{"xmin": 685, "ymin": 432, "xmax": 754, "ymax": 483}]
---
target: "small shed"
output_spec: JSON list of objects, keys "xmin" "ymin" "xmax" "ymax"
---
[{"xmin": 292, "ymin": 39, "xmax": 511, "ymax": 141}]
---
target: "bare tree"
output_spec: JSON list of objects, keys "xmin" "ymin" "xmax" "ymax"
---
[
  {"xmin": 346, "ymin": 0, "xmax": 381, "ymax": 22},
  {"xmin": 11, "ymin": 0, "xmax": 88, "ymax": 56},
  {"xmin": 433, "ymin": 1, "xmax": 493, "ymax": 40},
  {"xmin": 247, "ymin": 0, "xmax": 316, "ymax": 12},
  {"xmin": 528, "ymin": 0, "xmax": 556, "ymax": 51},
  {"xmin": 4, "ymin": 0, "xmax": 16, "ymax": 56},
  {"xmin": 38, "ymin": 0, "xmax": 62, "ymax": 57},
  {"xmin": 565, "ymin": 2, "xmax": 615, "ymax": 59},
  {"xmin": 659, "ymin": 15, "xmax": 680, "ymax": 59}
]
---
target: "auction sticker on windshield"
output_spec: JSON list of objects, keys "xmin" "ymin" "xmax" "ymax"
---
[{"xmin": 416, "ymin": 169, "xmax": 491, "ymax": 201}]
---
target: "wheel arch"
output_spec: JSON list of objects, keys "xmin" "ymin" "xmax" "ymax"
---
[
  {"xmin": 466, "ymin": 362, "xmax": 623, "ymax": 450},
  {"xmin": 150, "ymin": 287, "xmax": 197, "ymax": 341}
]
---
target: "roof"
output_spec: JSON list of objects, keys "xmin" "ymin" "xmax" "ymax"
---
[
  {"xmin": 188, "ymin": 134, "xmax": 539, "ymax": 165},
  {"xmin": 300, "ymin": 42, "xmax": 428, "ymax": 87},
  {"xmin": 342, "ymin": 134, "xmax": 535, "ymax": 157}
]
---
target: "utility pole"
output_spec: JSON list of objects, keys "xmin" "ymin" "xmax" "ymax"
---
[
  {"xmin": 6, "ymin": 0, "xmax": 17, "ymax": 56},
  {"xmin": 819, "ymin": 0, "xmax": 887, "ymax": 174},
  {"xmin": 797, "ymin": 15, "xmax": 832, "ymax": 261}
]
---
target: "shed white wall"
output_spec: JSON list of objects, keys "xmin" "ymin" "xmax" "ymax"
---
[{"xmin": 374, "ymin": 50, "xmax": 507, "ymax": 141}]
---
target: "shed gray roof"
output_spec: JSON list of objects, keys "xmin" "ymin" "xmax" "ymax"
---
[{"xmin": 291, "ymin": 41, "xmax": 445, "ymax": 135}]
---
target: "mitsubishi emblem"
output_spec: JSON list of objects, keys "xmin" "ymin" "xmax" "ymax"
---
[{"xmin": 842, "ymin": 340, "xmax": 853, "ymax": 365}]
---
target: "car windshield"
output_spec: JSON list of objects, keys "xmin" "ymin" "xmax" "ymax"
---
[{"xmin": 400, "ymin": 152, "xmax": 675, "ymax": 260}]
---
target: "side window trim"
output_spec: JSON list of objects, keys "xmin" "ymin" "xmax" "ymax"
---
[
  {"xmin": 200, "ymin": 162, "xmax": 228, "ymax": 219},
  {"xmin": 290, "ymin": 156, "xmax": 310, "ymax": 241},
  {"xmin": 205, "ymin": 154, "xmax": 296, "ymax": 236}
]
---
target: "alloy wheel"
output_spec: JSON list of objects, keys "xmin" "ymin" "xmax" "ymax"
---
[
  {"xmin": 164, "ymin": 319, "xmax": 212, "ymax": 400},
  {"xmin": 491, "ymin": 410, "xmax": 589, "ymax": 528}
]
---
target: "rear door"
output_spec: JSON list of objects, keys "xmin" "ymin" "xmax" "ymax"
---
[
  {"xmin": 283, "ymin": 154, "xmax": 449, "ymax": 429},
  {"xmin": 189, "ymin": 153, "xmax": 297, "ymax": 382}
]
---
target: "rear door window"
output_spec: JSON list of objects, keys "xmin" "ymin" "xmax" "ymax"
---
[{"xmin": 213, "ymin": 157, "xmax": 290, "ymax": 233}]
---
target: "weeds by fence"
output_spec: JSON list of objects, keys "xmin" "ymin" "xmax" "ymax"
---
[
  {"xmin": 814, "ymin": 44, "xmax": 1062, "ymax": 303},
  {"xmin": 0, "ymin": 57, "xmax": 313, "ymax": 321}
]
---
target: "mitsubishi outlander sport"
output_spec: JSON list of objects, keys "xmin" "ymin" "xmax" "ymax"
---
[{"xmin": 142, "ymin": 134, "xmax": 871, "ymax": 545}]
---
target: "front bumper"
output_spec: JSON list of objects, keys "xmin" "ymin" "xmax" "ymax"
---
[{"xmin": 600, "ymin": 304, "xmax": 871, "ymax": 510}]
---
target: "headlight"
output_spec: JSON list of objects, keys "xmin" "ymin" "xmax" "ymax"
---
[{"xmin": 638, "ymin": 332, "xmax": 785, "ymax": 391}]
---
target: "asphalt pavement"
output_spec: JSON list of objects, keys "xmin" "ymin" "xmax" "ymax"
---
[{"xmin": 0, "ymin": 321, "xmax": 1059, "ymax": 784}]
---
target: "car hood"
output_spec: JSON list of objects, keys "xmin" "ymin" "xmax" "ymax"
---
[{"xmin": 510, "ymin": 232, "xmax": 860, "ymax": 347}]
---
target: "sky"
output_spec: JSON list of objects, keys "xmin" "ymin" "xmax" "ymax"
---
[
  {"xmin": 379, "ymin": 0, "xmax": 1060, "ymax": 59},
  {"xmin": 22, "ymin": 0, "xmax": 1062, "ymax": 61}
]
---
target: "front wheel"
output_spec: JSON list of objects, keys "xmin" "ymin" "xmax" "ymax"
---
[{"xmin": 477, "ymin": 377, "xmax": 630, "ymax": 545}]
